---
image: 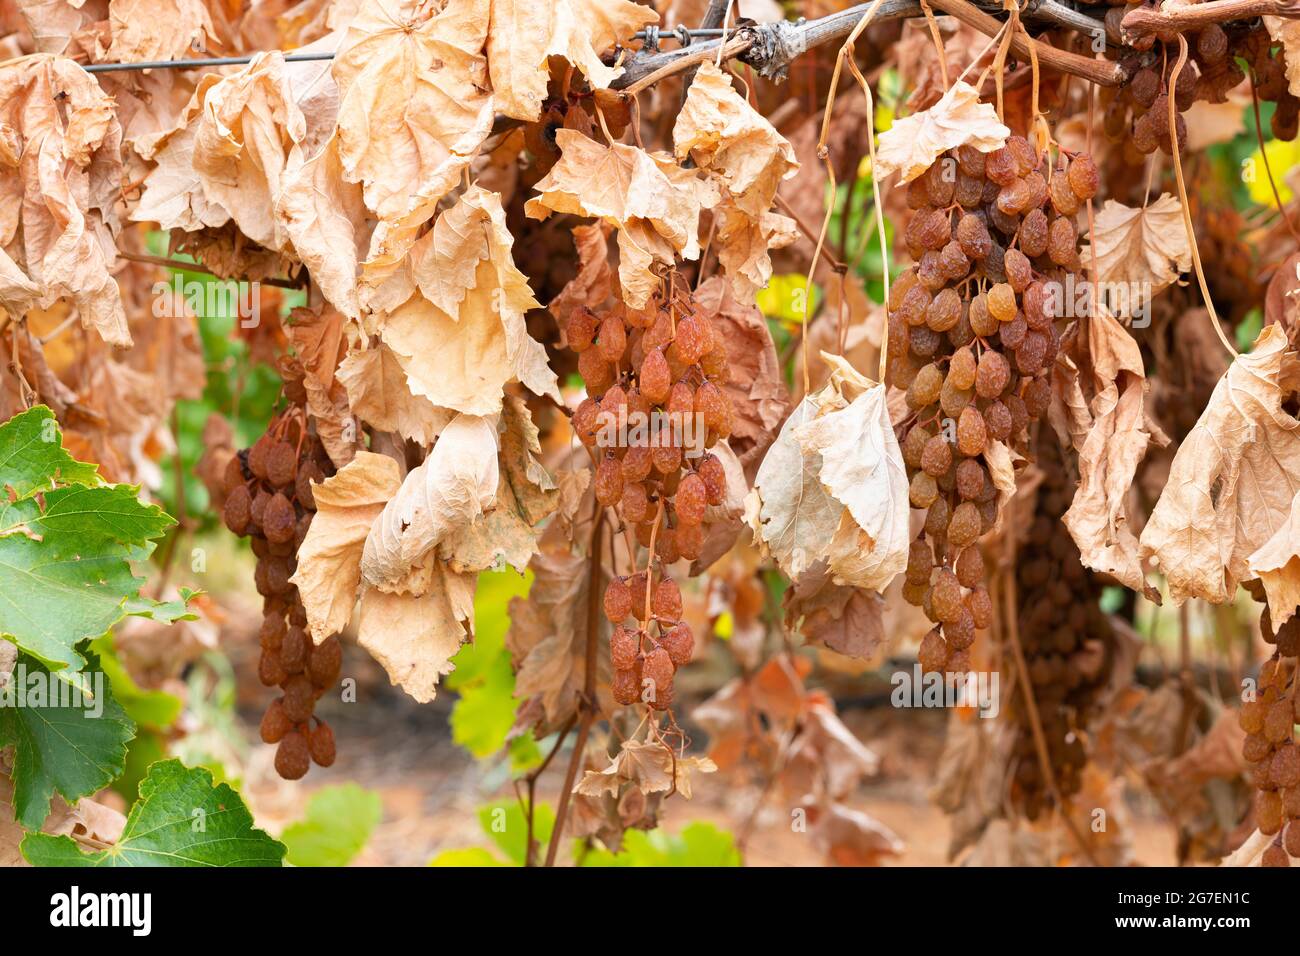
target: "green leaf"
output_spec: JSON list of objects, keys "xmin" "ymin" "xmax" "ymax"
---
[
  {"xmin": 448, "ymin": 569, "xmax": 531, "ymax": 759},
  {"xmin": 281, "ymin": 784, "xmax": 382, "ymax": 867},
  {"xmin": 479, "ymin": 799, "xmax": 552, "ymax": 866},
  {"xmin": 0, "ymin": 406, "xmax": 98, "ymax": 498},
  {"xmin": 88, "ymin": 636, "xmax": 182, "ymax": 730},
  {"xmin": 124, "ymin": 587, "xmax": 200, "ymax": 625},
  {"xmin": 428, "ymin": 847, "xmax": 505, "ymax": 867},
  {"xmin": 0, "ymin": 485, "xmax": 173, "ymax": 673},
  {"xmin": 579, "ymin": 822, "xmax": 742, "ymax": 867},
  {"xmin": 0, "ymin": 651, "xmax": 134, "ymax": 829},
  {"xmin": 22, "ymin": 759, "xmax": 285, "ymax": 866}
]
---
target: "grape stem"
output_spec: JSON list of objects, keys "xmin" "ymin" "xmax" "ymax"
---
[{"xmin": 1121, "ymin": 0, "xmax": 1300, "ymax": 40}]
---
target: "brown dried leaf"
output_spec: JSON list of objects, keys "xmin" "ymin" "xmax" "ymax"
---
[
  {"xmin": 291, "ymin": 450, "xmax": 403, "ymax": 643},
  {"xmin": 0, "ymin": 54, "xmax": 128, "ymax": 346},
  {"xmin": 875, "ymin": 80, "xmax": 1009, "ymax": 183},
  {"xmin": 1249, "ymin": 493, "xmax": 1300, "ymax": 626},
  {"xmin": 1062, "ymin": 310, "xmax": 1157, "ymax": 598},
  {"xmin": 336, "ymin": 341, "xmax": 451, "ymax": 446},
  {"xmin": 1141, "ymin": 324, "xmax": 1300, "ymax": 605},
  {"xmin": 574, "ymin": 739, "xmax": 716, "ymax": 799},
  {"xmin": 486, "ymin": 0, "xmax": 658, "ymax": 121},
  {"xmin": 525, "ymin": 129, "xmax": 718, "ymax": 308},
  {"xmin": 1081, "ymin": 194, "xmax": 1191, "ymax": 306}
]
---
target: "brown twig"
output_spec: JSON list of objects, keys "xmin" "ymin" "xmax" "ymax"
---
[
  {"xmin": 116, "ymin": 251, "xmax": 306, "ymax": 290},
  {"xmin": 928, "ymin": 0, "xmax": 1124, "ymax": 87},
  {"xmin": 1121, "ymin": 0, "xmax": 1300, "ymax": 39},
  {"xmin": 543, "ymin": 511, "xmax": 605, "ymax": 867},
  {"xmin": 522, "ymin": 714, "xmax": 577, "ymax": 866}
]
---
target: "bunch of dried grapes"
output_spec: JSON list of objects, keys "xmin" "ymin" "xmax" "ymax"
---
[
  {"xmin": 221, "ymin": 402, "xmax": 342, "ymax": 780},
  {"xmin": 894, "ymin": 134, "xmax": 1098, "ymax": 674},
  {"xmin": 1007, "ymin": 429, "xmax": 1116, "ymax": 820},
  {"xmin": 566, "ymin": 281, "xmax": 734, "ymax": 709},
  {"xmin": 1238, "ymin": 580, "xmax": 1300, "ymax": 866},
  {"xmin": 1102, "ymin": 20, "xmax": 1298, "ymax": 163}
]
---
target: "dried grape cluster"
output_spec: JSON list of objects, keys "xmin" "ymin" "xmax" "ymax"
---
[
  {"xmin": 221, "ymin": 409, "xmax": 342, "ymax": 780},
  {"xmin": 1239, "ymin": 580, "xmax": 1300, "ymax": 866},
  {"xmin": 1104, "ymin": 21, "xmax": 1299, "ymax": 163},
  {"xmin": 566, "ymin": 283, "xmax": 731, "ymax": 708},
  {"xmin": 1007, "ymin": 430, "xmax": 1115, "ymax": 819},
  {"xmin": 896, "ymin": 136, "xmax": 1098, "ymax": 674}
]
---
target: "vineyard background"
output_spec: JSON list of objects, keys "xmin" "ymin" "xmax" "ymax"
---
[{"xmin": 0, "ymin": 0, "xmax": 1298, "ymax": 868}]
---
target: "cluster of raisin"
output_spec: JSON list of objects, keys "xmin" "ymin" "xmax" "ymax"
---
[
  {"xmin": 566, "ymin": 282, "xmax": 731, "ymax": 708},
  {"xmin": 603, "ymin": 571, "xmax": 694, "ymax": 709},
  {"xmin": 220, "ymin": 409, "xmax": 342, "ymax": 780},
  {"xmin": 1238, "ymin": 581, "xmax": 1300, "ymax": 867},
  {"xmin": 1007, "ymin": 430, "xmax": 1115, "ymax": 820},
  {"xmin": 1103, "ymin": 21, "xmax": 1298, "ymax": 164},
  {"xmin": 894, "ymin": 135, "xmax": 1098, "ymax": 675}
]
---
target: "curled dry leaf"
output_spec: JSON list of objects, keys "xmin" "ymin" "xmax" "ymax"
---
[
  {"xmin": 574, "ymin": 739, "xmax": 716, "ymax": 800},
  {"xmin": 525, "ymin": 129, "xmax": 718, "ymax": 308},
  {"xmin": 1061, "ymin": 309, "xmax": 1159, "ymax": 598},
  {"xmin": 1080, "ymin": 194, "xmax": 1190, "ymax": 309},
  {"xmin": 107, "ymin": 0, "xmax": 215, "ymax": 64},
  {"xmin": 782, "ymin": 561, "xmax": 887, "ymax": 660},
  {"xmin": 291, "ymin": 450, "xmax": 404, "ymax": 643},
  {"xmin": 360, "ymin": 413, "xmax": 500, "ymax": 593},
  {"xmin": 376, "ymin": 186, "xmax": 560, "ymax": 416},
  {"xmin": 1248, "ymin": 493, "xmax": 1300, "ymax": 627},
  {"xmin": 0, "ymin": 54, "xmax": 128, "ymax": 346},
  {"xmin": 1141, "ymin": 324, "xmax": 1300, "ymax": 605},
  {"xmin": 357, "ymin": 564, "xmax": 477, "ymax": 704},
  {"xmin": 874, "ymin": 80, "xmax": 1009, "ymax": 183},
  {"xmin": 335, "ymin": 341, "xmax": 452, "ymax": 446},
  {"xmin": 692, "ymin": 276, "xmax": 789, "ymax": 473},
  {"xmin": 332, "ymin": 0, "xmax": 494, "ymax": 275},
  {"xmin": 486, "ymin": 0, "xmax": 658, "ymax": 121},
  {"xmin": 1265, "ymin": 16, "xmax": 1300, "ymax": 98},
  {"xmin": 746, "ymin": 353, "xmax": 909, "ymax": 591}
]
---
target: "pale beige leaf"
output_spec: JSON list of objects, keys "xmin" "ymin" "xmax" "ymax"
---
[
  {"xmin": 0, "ymin": 54, "xmax": 128, "ymax": 346},
  {"xmin": 487, "ymin": 0, "xmax": 658, "ymax": 121},
  {"xmin": 277, "ymin": 132, "xmax": 370, "ymax": 319},
  {"xmin": 525, "ymin": 129, "xmax": 717, "ymax": 308},
  {"xmin": 360, "ymin": 413, "xmax": 500, "ymax": 593},
  {"xmin": 378, "ymin": 186, "xmax": 558, "ymax": 414},
  {"xmin": 290, "ymin": 451, "xmax": 403, "ymax": 643},
  {"xmin": 356, "ymin": 569, "xmax": 476, "ymax": 703},
  {"xmin": 336, "ymin": 342, "xmax": 452, "ymax": 445},
  {"xmin": 795, "ymin": 359, "xmax": 909, "ymax": 591},
  {"xmin": 673, "ymin": 60, "xmax": 799, "ymax": 218},
  {"xmin": 745, "ymin": 397, "xmax": 840, "ymax": 579},
  {"xmin": 574, "ymin": 739, "xmax": 716, "ymax": 799},
  {"xmin": 1062, "ymin": 310, "xmax": 1155, "ymax": 596},
  {"xmin": 713, "ymin": 203, "xmax": 798, "ymax": 302},
  {"xmin": 192, "ymin": 51, "xmax": 306, "ymax": 253},
  {"xmin": 332, "ymin": 0, "xmax": 493, "ymax": 265},
  {"xmin": 1081, "ymin": 194, "xmax": 1190, "ymax": 305},
  {"xmin": 1265, "ymin": 16, "xmax": 1300, "ymax": 98},
  {"xmin": 1141, "ymin": 324, "xmax": 1300, "ymax": 605},
  {"xmin": 1249, "ymin": 492, "xmax": 1300, "ymax": 627},
  {"xmin": 107, "ymin": 0, "xmax": 214, "ymax": 63},
  {"xmin": 441, "ymin": 395, "xmax": 558, "ymax": 573},
  {"xmin": 875, "ymin": 80, "xmax": 1009, "ymax": 183}
]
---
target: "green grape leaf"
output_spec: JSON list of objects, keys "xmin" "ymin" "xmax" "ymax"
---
[
  {"xmin": 0, "ymin": 406, "xmax": 98, "ymax": 498},
  {"xmin": 479, "ymin": 799, "xmax": 553, "ymax": 866},
  {"xmin": 579, "ymin": 822, "xmax": 742, "ymax": 867},
  {"xmin": 428, "ymin": 847, "xmax": 506, "ymax": 867},
  {"xmin": 281, "ymin": 784, "xmax": 382, "ymax": 867},
  {"xmin": 21, "ymin": 759, "xmax": 285, "ymax": 867},
  {"xmin": 0, "ymin": 651, "xmax": 134, "ymax": 829},
  {"xmin": 0, "ymin": 484, "xmax": 173, "ymax": 673}
]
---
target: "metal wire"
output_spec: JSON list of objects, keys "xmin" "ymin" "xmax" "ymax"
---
[{"xmin": 83, "ymin": 50, "xmax": 335, "ymax": 73}]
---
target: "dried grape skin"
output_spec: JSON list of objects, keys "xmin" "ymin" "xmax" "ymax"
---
[
  {"xmin": 956, "ymin": 214, "xmax": 993, "ymax": 260},
  {"xmin": 918, "ymin": 629, "xmax": 951, "ymax": 674},
  {"xmin": 1004, "ymin": 249, "xmax": 1032, "ymax": 293},
  {"xmin": 907, "ymin": 363, "xmax": 944, "ymax": 409},
  {"xmin": 948, "ymin": 501, "xmax": 981, "ymax": 548},
  {"xmin": 910, "ymin": 471, "xmax": 940, "ymax": 508},
  {"xmin": 567, "ymin": 307, "xmax": 598, "ymax": 351},
  {"xmin": 924, "ymin": 497, "xmax": 951, "ymax": 538},
  {"xmin": 906, "ymin": 539, "xmax": 934, "ymax": 584},
  {"xmin": 987, "ymin": 283, "xmax": 1017, "ymax": 323},
  {"xmin": 1047, "ymin": 217, "xmax": 1077, "ymax": 266},
  {"xmin": 955, "ymin": 545, "xmax": 984, "ymax": 588},
  {"xmin": 1067, "ymin": 154, "xmax": 1099, "ymax": 200},
  {"xmin": 909, "ymin": 325, "xmax": 942, "ymax": 360},
  {"xmin": 901, "ymin": 425, "xmax": 932, "ymax": 469},
  {"xmin": 640, "ymin": 348, "xmax": 671, "ymax": 404},
  {"xmin": 985, "ymin": 147, "xmax": 1018, "ymax": 186},
  {"xmin": 275, "ymin": 731, "xmax": 311, "ymax": 780},
  {"xmin": 984, "ymin": 400, "xmax": 1013, "ymax": 441},
  {"xmin": 676, "ymin": 473, "xmax": 708, "ymax": 526},
  {"xmin": 920, "ymin": 435, "xmax": 953, "ymax": 477},
  {"xmin": 968, "ymin": 294, "xmax": 998, "ymax": 338},
  {"xmin": 931, "ymin": 569, "xmax": 964, "ymax": 624},
  {"xmin": 927, "ymin": 288, "xmax": 963, "ymax": 332},
  {"xmin": 975, "ymin": 350, "xmax": 1011, "ymax": 399},
  {"xmin": 1000, "ymin": 313, "xmax": 1028, "ymax": 350},
  {"xmin": 956, "ymin": 406, "xmax": 987, "ymax": 457},
  {"xmin": 949, "ymin": 348, "xmax": 977, "ymax": 390},
  {"xmin": 595, "ymin": 455, "xmax": 624, "ymax": 506},
  {"xmin": 955, "ymin": 457, "xmax": 986, "ymax": 501}
]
